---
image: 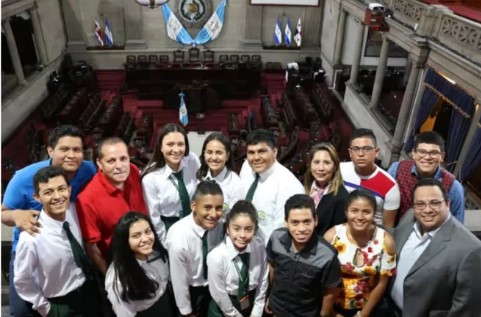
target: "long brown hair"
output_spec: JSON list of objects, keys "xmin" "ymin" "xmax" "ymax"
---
[{"xmin": 304, "ymin": 143, "xmax": 343, "ymax": 196}]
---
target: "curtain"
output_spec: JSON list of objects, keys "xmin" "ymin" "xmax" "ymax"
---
[
  {"xmin": 404, "ymin": 69, "xmax": 440, "ymax": 152},
  {"xmin": 460, "ymin": 118, "xmax": 481, "ymax": 181}
]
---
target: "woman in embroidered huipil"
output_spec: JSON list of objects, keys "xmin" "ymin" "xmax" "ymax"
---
[
  {"xmin": 324, "ymin": 189, "xmax": 396, "ymax": 317},
  {"xmin": 304, "ymin": 143, "xmax": 348, "ymax": 235}
]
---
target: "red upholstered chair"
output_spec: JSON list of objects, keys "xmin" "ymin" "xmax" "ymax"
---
[
  {"xmin": 203, "ymin": 50, "xmax": 215, "ymax": 67},
  {"xmin": 159, "ymin": 55, "xmax": 170, "ymax": 67},
  {"xmin": 189, "ymin": 47, "xmax": 201, "ymax": 66},
  {"xmin": 173, "ymin": 50, "xmax": 184, "ymax": 67}
]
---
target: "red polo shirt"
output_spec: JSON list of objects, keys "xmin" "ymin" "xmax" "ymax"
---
[{"xmin": 76, "ymin": 163, "xmax": 147, "ymax": 259}]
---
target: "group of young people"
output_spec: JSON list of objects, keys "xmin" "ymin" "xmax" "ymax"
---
[{"xmin": 2, "ymin": 123, "xmax": 480, "ymax": 317}]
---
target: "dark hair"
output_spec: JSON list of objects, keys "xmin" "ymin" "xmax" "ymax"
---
[
  {"xmin": 197, "ymin": 133, "xmax": 234, "ymax": 180},
  {"xmin": 192, "ymin": 180, "xmax": 224, "ymax": 202},
  {"xmin": 96, "ymin": 137, "xmax": 127, "ymax": 160},
  {"xmin": 284, "ymin": 194, "xmax": 316, "ymax": 220},
  {"xmin": 48, "ymin": 125, "xmax": 85, "ymax": 149},
  {"xmin": 349, "ymin": 128, "xmax": 377, "ymax": 147},
  {"xmin": 110, "ymin": 211, "xmax": 168, "ymax": 302},
  {"xmin": 33, "ymin": 166, "xmax": 69, "ymax": 194},
  {"xmin": 345, "ymin": 189, "xmax": 377, "ymax": 211},
  {"xmin": 142, "ymin": 123, "xmax": 190, "ymax": 177},
  {"xmin": 412, "ymin": 178, "xmax": 449, "ymax": 203},
  {"xmin": 413, "ymin": 131, "xmax": 445, "ymax": 153},
  {"xmin": 246, "ymin": 129, "xmax": 277, "ymax": 149},
  {"xmin": 226, "ymin": 200, "xmax": 258, "ymax": 231},
  {"xmin": 304, "ymin": 143, "xmax": 343, "ymax": 196}
]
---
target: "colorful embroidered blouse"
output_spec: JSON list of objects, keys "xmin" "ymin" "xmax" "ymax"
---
[{"xmin": 330, "ymin": 224, "xmax": 396, "ymax": 309}]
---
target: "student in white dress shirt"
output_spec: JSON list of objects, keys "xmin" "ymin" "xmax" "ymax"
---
[
  {"xmin": 165, "ymin": 181, "xmax": 225, "ymax": 317},
  {"xmin": 207, "ymin": 200, "xmax": 268, "ymax": 317},
  {"xmin": 14, "ymin": 166, "xmax": 102, "ymax": 317},
  {"xmin": 197, "ymin": 132, "xmax": 245, "ymax": 211},
  {"xmin": 239, "ymin": 129, "xmax": 304, "ymax": 244},
  {"xmin": 142, "ymin": 123, "xmax": 201, "ymax": 242},
  {"xmin": 105, "ymin": 211, "xmax": 175, "ymax": 317}
]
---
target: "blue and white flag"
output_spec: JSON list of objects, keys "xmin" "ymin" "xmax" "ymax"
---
[
  {"xmin": 94, "ymin": 20, "xmax": 104, "ymax": 46},
  {"xmin": 104, "ymin": 19, "xmax": 113, "ymax": 47},
  {"xmin": 294, "ymin": 18, "xmax": 302, "ymax": 47},
  {"xmin": 194, "ymin": 0, "xmax": 227, "ymax": 45},
  {"xmin": 179, "ymin": 91, "xmax": 188, "ymax": 126},
  {"xmin": 273, "ymin": 17, "xmax": 282, "ymax": 46},
  {"xmin": 284, "ymin": 18, "xmax": 292, "ymax": 47},
  {"xmin": 162, "ymin": 4, "xmax": 194, "ymax": 45}
]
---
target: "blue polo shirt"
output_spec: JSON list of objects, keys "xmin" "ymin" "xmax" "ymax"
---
[
  {"xmin": 2, "ymin": 159, "xmax": 96, "ymax": 252},
  {"xmin": 387, "ymin": 162, "xmax": 465, "ymax": 223}
]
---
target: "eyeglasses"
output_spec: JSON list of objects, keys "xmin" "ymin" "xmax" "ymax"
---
[
  {"xmin": 412, "ymin": 200, "xmax": 445, "ymax": 211},
  {"xmin": 415, "ymin": 149, "xmax": 442, "ymax": 158},
  {"xmin": 349, "ymin": 146, "xmax": 375, "ymax": 154}
]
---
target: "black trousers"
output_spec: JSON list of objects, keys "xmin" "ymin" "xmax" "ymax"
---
[
  {"xmin": 47, "ymin": 281, "xmax": 102, "ymax": 317},
  {"xmin": 137, "ymin": 289, "xmax": 176, "ymax": 317},
  {"xmin": 189, "ymin": 285, "xmax": 211, "ymax": 317}
]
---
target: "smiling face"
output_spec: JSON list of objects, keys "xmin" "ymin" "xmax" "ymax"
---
[
  {"xmin": 34, "ymin": 175, "xmax": 71, "ymax": 221},
  {"xmin": 128, "ymin": 219, "xmax": 155, "ymax": 261},
  {"xmin": 310, "ymin": 150, "xmax": 335, "ymax": 187},
  {"xmin": 226, "ymin": 213, "xmax": 256, "ymax": 251},
  {"xmin": 285, "ymin": 208, "xmax": 317, "ymax": 250},
  {"xmin": 161, "ymin": 132, "xmax": 186, "ymax": 171},
  {"xmin": 97, "ymin": 142, "xmax": 130, "ymax": 189},
  {"xmin": 191, "ymin": 194, "xmax": 224, "ymax": 230},
  {"xmin": 346, "ymin": 197, "xmax": 375, "ymax": 233},
  {"xmin": 204, "ymin": 139, "xmax": 229, "ymax": 177},
  {"xmin": 48, "ymin": 136, "xmax": 84, "ymax": 175},
  {"xmin": 412, "ymin": 143, "xmax": 445, "ymax": 177},
  {"xmin": 246, "ymin": 142, "xmax": 277, "ymax": 174},
  {"xmin": 413, "ymin": 185, "xmax": 449, "ymax": 234}
]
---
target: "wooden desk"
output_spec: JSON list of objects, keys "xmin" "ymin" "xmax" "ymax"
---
[{"xmin": 125, "ymin": 66, "xmax": 261, "ymax": 100}]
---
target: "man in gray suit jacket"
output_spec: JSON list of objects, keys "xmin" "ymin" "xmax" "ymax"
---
[{"xmin": 389, "ymin": 178, "xmax": 481, "ymax": 317}]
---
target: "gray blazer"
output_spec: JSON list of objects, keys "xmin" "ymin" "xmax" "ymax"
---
[{"xmin": 390, "ymin": 215, "xmax": 481, "ymax": 317}]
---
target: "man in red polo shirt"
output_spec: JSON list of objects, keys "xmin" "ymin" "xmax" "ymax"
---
[{"xmin": 76, "ymin": 136, "xmax": 147, "ymax": 275}]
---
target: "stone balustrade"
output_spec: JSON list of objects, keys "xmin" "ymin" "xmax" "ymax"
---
[{"xmin": 362, "ymin": 0, "xmax": 429, "ymax": 30}]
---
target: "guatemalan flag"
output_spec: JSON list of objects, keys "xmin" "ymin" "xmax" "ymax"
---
[
  {"xmin": 94, "ymin": 20, "xmax": 104, "ymax": 46},
  {"xmin": 179, "ymin": 91, "xmax": 188, "ymax": 127},
  {"xmin": 294, "ymin": 18, "xmax": 302, "ymax": 47},
  {"xmin": 194, "ymin": 0, "xmax": 227, "ymax": 45},
  {"xmin": 273, "ymin": 17, "xmax": 282, "ymax": 46},
  {"xmin": 104, "ymin": 19, "xmax": 113, "ymax": 47},
  {"xmin": 284, "ymin": 18, "xmax": 292, "ymax": 47},
  {"xmin": 162, "ymin": 4, "xmax": 194, "ymax": 45}
]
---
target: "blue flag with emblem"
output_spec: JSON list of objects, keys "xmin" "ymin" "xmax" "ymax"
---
[
  {"xmin": 194, "ymin": 0, "xmax": 227, "ymax": 45},
  {"xmin": 273, "ymin": 17, "xmax": 282, "ymax": 46},
  {"xmin": 162, "ymin": 4, "xmax": 194, "ymax": 45},
  {"xmin": 284, "ymin": 17, "xmax": 292, "ymax": 46},
  {"xmin": 179, "ymin": 91, "xmax": 188, "ymax": 126}
]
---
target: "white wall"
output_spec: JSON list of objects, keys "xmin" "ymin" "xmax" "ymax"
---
[{"xmin": 37, "ymin": 0, "xmax": 66, "ymax": 62}]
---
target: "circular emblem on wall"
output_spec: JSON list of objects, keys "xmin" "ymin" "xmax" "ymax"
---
[{"xmin": 176, "ymin": 0, "xmax": 212, "ymax": 30}]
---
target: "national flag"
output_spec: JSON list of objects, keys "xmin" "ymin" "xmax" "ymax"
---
[
  {"xmin": 273, "ymin": 17, "xmax": 282, "ymax": 46},
  {"xmin": 162, "ymin": 4, "xmax": 194, "ymax": 45},
  {"xmin": 179, "ymin": 91, "xmax": 188, "ymax": 126},
  {"xmin": 94, "ymin": 20, "xmax": 104, "ymax": 46},
  {"xmin": 104, "ymin": 19, "xmax": 113, "ymax": 47},
  {"xmin": 294, "ymin": 18, "xmax": 302, "ymax": 47},
  {"xmin": 194, "ymin": 0, "xmax": 226, "ymax": 45},
  {"xmin": 284, "ymin": 18, "xmax": 292, "ymax": 47}
]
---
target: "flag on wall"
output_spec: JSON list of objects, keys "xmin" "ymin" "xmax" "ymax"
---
[
  {"xmin": 284, "ymin": 17, "xmax": 292, "ymax": 47},
  {"xmin": 162, "ymin": 4, "xmax": 194, "ymax": 45},
  {"xmin": 179, "ymin": 91, "xmax": 188, "ymax": 126},
  {"xmin": 194, "ymin": 0, "xmax": 227, "ymax": 45},
  {"xmin": 294, "ymin": 18, "xmax": 302, "ymax": 47},
  {"xmin": 273, "ymin": 17, "xmax": 282, "ymax": 46},
  {"xmin": 104, "ymin": 19, "xmax": 113, "ymax": 47},
  {"xmin": 94, "ymin": 20, "xmax": 104, "ymax": 46}
]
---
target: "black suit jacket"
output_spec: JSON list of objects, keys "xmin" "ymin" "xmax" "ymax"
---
[{"xmin": 315, "ymin": 186, "xmax": 348, "ymax": 236}]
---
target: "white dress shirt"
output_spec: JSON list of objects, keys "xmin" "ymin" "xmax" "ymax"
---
[
  {"xmin": 207, "ymin": 236, "xmax": 268, "ymax": 317},
  {"xmin": 105, "ymin": 252, "xmax": 170, "ymax": 317},
  {"xmin": 142, "ymin": 152, "xmax": 201, "ymax": 242},
  {"xmin": 204, "ymin": 167, "xmax": 245, "ymax": 210},
  {"xmin": 165, "ymin": 213, "xmax": 223, "ymax": 315},
  {"xmin": 391, "ymin": 215, "xmax": 450, "ymax": 309},
  {"xmin": 239, "ymin": 160, "xmax": 304, "ymax": 244},
  {"xmin": 14, "ymin": 203, "xmax": 85, "ymax": 317}
]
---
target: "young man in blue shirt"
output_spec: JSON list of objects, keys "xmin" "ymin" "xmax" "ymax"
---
[{"xmin": 1, "ymin": 125, "xmax": 96, "ymax": 317}]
